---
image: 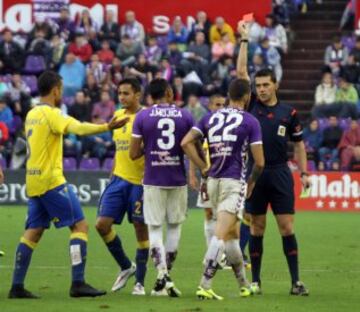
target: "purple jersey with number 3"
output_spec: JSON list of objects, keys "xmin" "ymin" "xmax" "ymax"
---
[
  {"xmin": 194, "ymin": 107, "xmax": 262, "ymax": 180},
  {"xmin": 132, "ymin": 104, "xmax": 194, "ymax": 187}
]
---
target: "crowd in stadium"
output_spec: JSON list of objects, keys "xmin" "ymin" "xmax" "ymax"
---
[{"xmin": 0, "ymin": 0, "xmax": 359, "ymax": 172}]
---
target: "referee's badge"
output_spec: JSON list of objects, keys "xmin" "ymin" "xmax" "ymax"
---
[{"xmin": 277, "ymin": 125, "xmax": 286, "ymax": 137}]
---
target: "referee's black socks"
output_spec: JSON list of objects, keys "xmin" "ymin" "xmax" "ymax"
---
[
  {"xmin": 249, "ymin": 235, "xmax": 263, "ymax": 284},
  {"xmin": 282, "ymin": 234, "xmax": 299, "ymax": 285}
]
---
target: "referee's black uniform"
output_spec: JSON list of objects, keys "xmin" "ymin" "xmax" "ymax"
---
[{"xmin": 246, "ymin": 96, "xmax": 303, "ymax": 215}]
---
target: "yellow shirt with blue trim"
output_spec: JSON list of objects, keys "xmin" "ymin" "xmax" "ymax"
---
[
  {"xmin": 25, "ymin": 105, "xmax": 72, "ymax": 197},
  {"xmin": 112, "ymin": 108, "xmax": 144, "ymax": 185}
]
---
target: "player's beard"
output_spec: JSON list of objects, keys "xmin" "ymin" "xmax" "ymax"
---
[{"xmin": 55, "ymin": 97, "xmax": 62, "ymax": 108}]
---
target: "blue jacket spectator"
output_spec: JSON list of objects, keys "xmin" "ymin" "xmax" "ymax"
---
[
  {"xmin": 0, "ymin": 99, "xmax": 14, "ymax": 129},
  {"xmin": 59, "ymin": 53, "xmax": 86, "ymax": 97},
  {"xmin": 167, "ymin": 16, "xmax": 189, "ymax": 45}
]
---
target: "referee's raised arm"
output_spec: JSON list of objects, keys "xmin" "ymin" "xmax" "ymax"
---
[{"xmin": 236, "ymin": 21, "xmax": 250, "ymax": 81}]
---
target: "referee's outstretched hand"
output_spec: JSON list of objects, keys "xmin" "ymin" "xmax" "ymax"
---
[{"xmin": 301, "ymin": 174, "xmax": 312, "ymax": 190}]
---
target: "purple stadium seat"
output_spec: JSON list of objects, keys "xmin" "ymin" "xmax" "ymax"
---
[
  {"xmin": 199, "ymin": 96, "xmax": 209, "ymax": 108},
  {"xmin": 0, "ymin": 74, "xmax": 12, "ymax": 83},
  {"xmin": 339, "ymin": 118, "xmax": 351, "ymax": 131},
  {"xmin": 63, "ymin": 157, "xmax": 77, "ymax": 171},
  {"xmin": 62, "ymin": 96, "xmax": 75, "ymax": 106},
  {"xmin": 22, "ymin": 75, "xmax": 38, "ymax": 95},
  {"xmin": 307, "ymin": 160, "xmax": 316, "ymax": 172},
  {"xmin": 79, "ymin": 158, "xmax": 100, "ymax": 171},
  {"xmin": 0, "ymin": 157, "xmax": 6, "ymax": 169},
  {"xmin": 318, "ymin": 118, "xmax": 328, "ymax": 131},
  {"xmin": 9, "ymin": 115, "xmax": 23, "ymax": 135},
  {"xmin": 23, "ymin": 55, "xmax": 46, "ymax": 75},
  {"xmin": 102, "ymin": 158, "xmax": 113, "ymax": 171}
]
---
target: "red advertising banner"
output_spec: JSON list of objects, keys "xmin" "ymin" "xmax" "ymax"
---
[
  {"xmin": 294, "ymin": 172, "xmax": 360, "ymax": 212},
  {"xmin": 0, "ymin": 0, "xmax": 271, "ymax": 33}
]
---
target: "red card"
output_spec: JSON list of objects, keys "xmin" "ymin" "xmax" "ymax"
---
[{"xmin": 242, "ymin": 13, "xmax": 254, "ymax": 22}]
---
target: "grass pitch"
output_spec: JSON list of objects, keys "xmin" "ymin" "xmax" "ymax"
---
[{"xmin": 0, "ymin": 207, "xmax": 359, "ymax": 312}]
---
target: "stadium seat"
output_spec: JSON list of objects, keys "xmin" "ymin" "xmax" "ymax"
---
[
  {"xmin": 79, "ymin": 158, "xmax": 100, "ymax": 171},
  {"xmin": 9, "ymin": 116, "xmax": 23, "ymax": 135},
  {"xmin": 307, "ymin": 160, "xmax": 316, "ymax": 172},
  {"xmin": 22, "ymin": 75, "xmax": 38, "ymax": 95},
  {"xmin": 199, "ymin": 96, "xmax": 209, "ymax": 109},
  {"xmin": 102, "ymin": 158, "xmax": 113, "ymax": 171},
  {"xmin": 63, "ymin": 157, "xmax": 77, "ymax": 171},
  {"xmin": 62, "ymin": 96, "xmax": 75, "ymax": 106},
  {"xmin": 0, "ymin": 157, "xmax": 6, "ymax": 169},
  {"xmin": 318, "ymin": 119, "xmax": 328, "ymax": 131},
  {"xmin": 23, "ymin": 55, "xmax": 46, "ymax": 75},
  {"xmin": 157, "ymin": 35, "xmax": 169, "ymax": 53},
  {"xmin": 339, "ymin": 118, "xmax": 351, "ymax": 131}
]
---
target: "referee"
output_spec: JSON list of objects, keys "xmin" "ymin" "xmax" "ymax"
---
[{"xmin": 237, "ymin": 22, "xmax": 310, "ymax": 296}]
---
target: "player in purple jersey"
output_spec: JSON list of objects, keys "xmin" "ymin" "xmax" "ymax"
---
[
  {"xmin": 130, "ymin": 79, "xmax": 194, "ymax": 297},
  {"xmin": 182, "ymin": 78, "xmax": 265, "ymax": 300}
]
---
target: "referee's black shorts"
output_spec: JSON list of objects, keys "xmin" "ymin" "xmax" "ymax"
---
[{"xmin": 245, "ymin": 164, "xmax": 295, "ymax": 215}]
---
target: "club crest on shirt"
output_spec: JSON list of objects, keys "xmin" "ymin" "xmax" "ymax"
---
[{"xmin": 277, "ymin": 125, "xmax": 286, "ymax": 137}]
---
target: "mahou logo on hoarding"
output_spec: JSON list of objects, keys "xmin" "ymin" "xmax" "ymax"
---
[{"xmin": 294, "ymin": 172, "xmax": 360, "ymax": 212}]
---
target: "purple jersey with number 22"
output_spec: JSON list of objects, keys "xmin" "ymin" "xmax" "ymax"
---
[
  {"xmin": 194, "ymin": 107, "xmax": 262, "ymax": 181},
  {"xmin": 132, "ymin": 104, "xmax": 194, "ymax": 187}
]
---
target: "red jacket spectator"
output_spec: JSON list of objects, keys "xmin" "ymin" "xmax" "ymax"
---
[
  {"xmin": 68, "ymin": 34, "xmax": 93, "ymax": 63},
  {"xmin": 338, "ymin": 120, "xmax": 360, "ymax": 170},
  {"xmin": 97, "ymin": 41, "xmax": 115, "ymax": 65},
  {"xmin": 0, "ymin": 122, "xmax": 9, "ymax": 144}
]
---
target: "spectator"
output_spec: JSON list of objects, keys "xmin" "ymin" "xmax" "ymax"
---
[
  {"xmin": 349, "ymin": 145, "xmax": 360, "ymax": 171},
  {"xmin": 28, "ymin": 29, "xmax": 52, "ymax": 63},
  {"xmin": 129, "ymin": 54, "xmax": 155, "ymax": 83},
  {"xmin": 75, "ymin": 9, "xmax": 98, "ymax": 36},
  {"xmin": 144, "ymin": 35, "xmax": 162, "ymax": 66},
  {"xmin": 116, "ymin": 35, "xmax": 144, "ymax": 67},
  {"xmin": 181, "ymin": 31, "xmax": 210, "ymax": 82},
  {"xmin": 263, "ymin": 14, "xmax": 288, "ymax": 54},
  {"xmin": 273, "ymin": 0, "xmax": 290, "ymax": 26},
  {"xmin": 108, "ymin": 57, "xmax": 124, "ymax": 89},
  {"xmin": 0, "ymin": 121, "xmax": 10, "ymax": 159},
  {"xmin": 92, "ymin": 90, "xmax": 115, "ymax": 121},
  {"xmin": 303, "ymin": 119, "xmax": 322, "ymax": 164},
  {"xmin": 29, "ymin": 16, "xmax": 54, "ymax": 41},
  {"xmin": 166, "ymin": 42, "xmax": 183, "ymax": 69},
  {"xmin": 97, "ymin": 40, "xmax": 115, "ymax": 65},
  {"xmin": 81, "ymin": 115, "xmax": 112, "ymax": 161},
  {"xmin": 324, "ymin": 35, "xmax": 349, "ymax": 76},
  {"xmin": 313, "ymin": 72, "xmax": 337, "ymax": 116},
  {"xmin": 338, "ymin": 119, "xmax": 360, "ymax": 170},
  {"xmin": 255, "ymin": 37, "xmax": 283, "ymax": 82},
  {"xmin": 211, "ymin": 33, "xmax": 235, "ymax": 61},
  {"xmin": 49, "ymin": 34, "xmax": 66, "ymax": 70},
  {"xmin": 209, "ymin": 17, "xmax": 235, "ymax": 44},
  {"xmin": 98, "ymin": 10, "xmax": 120, "ymax": 49},
  {"xmin": 340, "ymin": 54, "xmax": 360, "ymax": 84},
  {"xmin": 83, "ymin": 73, "xmax": 101, "ymax": 104},
  {"xmin": 157, "ymin": 58, "xmax": 173, "ymax": 81},
  {"xmin": 0, "ymin": 98, "xmax": 13, "ymax": 129},
  {"xmin": 59, "ymin": 52, "xmax": 86, "ymax": 97},
  {"xmin": 188, "ymin": 11, "xmax": 212, "ymax": 43},
  {"xmin": 167, "ymin": 16, "xmax": 189, "ymax": 49},
  {"xmin": 209, "ymin": 55, "xmax": 235, "ymax": 95},
  {"xmin": 68, "ymin": 33, "xmax": 93, "ymax": 63},
  {"xmin": 350, "ymin": 36, "xmax": 360, "ymax": 65},
  {"xmin": 0, "ymin": 77, "xmax": 9, "ymax": 98},
  {"xmin": 248, "ymin": 15, "xmax": 264, "ymax": 44},
  {"xmin": 172, "ymin": 75, "xmax": 185, "ymax": 107},
  {"xmin": 120, "ymin": 11, "xmax": 145, "ymax": 43},
  {"xmin": 7, "ymin": 73, "xmax": 31, "ymax": 119},
  {"xmin": 318, "ymin": 116, "xmax": 343, "ymax": 169},
  {"xmin": 185, "ymin": 94, "xmax": 207, "ymax": 121},
  {"xmin": 0, "ymin": 30, "xmax": 25, "ymax": 73},
  {"xmin": 56, "ymin": 7, "xmax": 76, "ymax": 40},
  {"xmin": 86, "ymin": 54, "xmax": 107, "ymax": 85},
  {"xmin": 248, "ymin": 54, "xmax": 269, "ymax": 82},
  {"xmin": 340, "ymin": 0, "xmax": 355, "ymax": 31},
  {"xmin": 335, "ymin": 75, "xmax": 359, "ymax": 118},
  {"xmin": 64, "ymin": 133, "xmax": 82, "ymax": 163},
  {"xmin": 69, "ymin": 91, "xmax": 92, "ymax": 122},
  {"xmin": 208, "ymin": 94, "xmax": 226, "ymax": 111}
]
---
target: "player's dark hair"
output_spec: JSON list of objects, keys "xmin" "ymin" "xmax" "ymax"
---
[
  {"xmin": 255, "ymin": 68, "xmax": 277, "ymax": 83},
  {"xmin": 38, "ymin": 71, "xmax": 62, "ymax": 97},
  {"xmin": 148, "ymin": 79, "xmax": 170, "ymax": 100},
  {"xmin": 228, "ymin": 79, "xmax": 251, "ymax": 101},
  {"xmin": 119, "ymin": 78, "xmax": 142, "ymax": 93}
]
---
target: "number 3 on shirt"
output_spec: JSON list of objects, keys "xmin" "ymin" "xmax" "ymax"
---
[
  {"xmin": 157, "ymin": 118, "xmax": 175, "ymax": 150},
  {"xmin": 26, "ymin": 129, "xmax": 33, "ymax": 160}
]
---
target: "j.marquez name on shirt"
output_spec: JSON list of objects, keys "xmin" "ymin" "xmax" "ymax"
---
[
  {"xmin": 150, "ymin": 150, "xmax": 180, "ymax": 166},
  {"xmin": 149, "ymin": 108, "xmax": 183, "ymax": 118},
  {"xmin": 26, "ymin": 169, "xmax": 42, "ymax": 175}
]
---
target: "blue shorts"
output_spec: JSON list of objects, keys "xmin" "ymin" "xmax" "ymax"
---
[
  {"xmin": 98, "ymin": 176, "xmax": 144, "ymax": 224},
  {"xmin": 26, "ymin": 184, "xmax": 85, "ymax": 229}
]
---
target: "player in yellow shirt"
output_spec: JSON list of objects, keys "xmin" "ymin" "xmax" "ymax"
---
[
  {"xmin": 8, "ymin": 71, "xmax": 128, "ymax": 299},
  {"xmin": 95, "ymin": 78, "xmax": 149, "ymax": 296}
]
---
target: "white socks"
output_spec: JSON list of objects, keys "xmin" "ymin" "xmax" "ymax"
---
[
  {"xmin": 148, "ymin": 225, "xmax": 167, "ymax": 279},
  {"xmin": 225, "ymin": 239, "xmax": 249, "ymax": 288},
  {"xmin": 204, "ymin": 219, "xmax": 215, "ymax": 247}
]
